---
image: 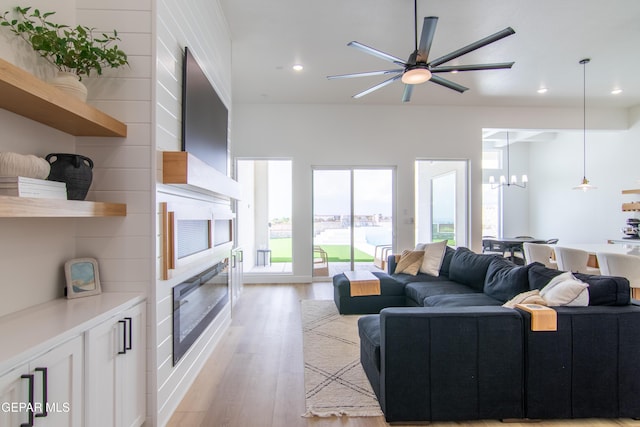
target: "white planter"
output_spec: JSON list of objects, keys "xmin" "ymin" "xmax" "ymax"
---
[{"xmin": 50, "ymin": 71, "xmax": 88, "ymax": 102}]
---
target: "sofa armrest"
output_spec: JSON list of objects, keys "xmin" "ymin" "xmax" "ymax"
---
[{"xmin": 377, "ymin": 306, "xmax": 524, "ymax": 422}]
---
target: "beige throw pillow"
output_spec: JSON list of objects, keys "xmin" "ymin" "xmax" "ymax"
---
[
  {"xmin": 394, "ymin": 250, "xmax": 425, "ymax": 275},
  {"xmin": 415, "ymin": 240, "xmax": 448, "ymax": 276},
  {"xmin": 502, "ymin": 289, "xmax": 547, "ymax": 308}
]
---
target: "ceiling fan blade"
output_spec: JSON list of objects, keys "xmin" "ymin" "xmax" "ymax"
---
[
  {"xmin": 417, "ymin": 17, "xmax": 438, "ymax": 62},
  {"xmin": 431, "ymin": 62, "xmax": 515, "ymax": 73},
  {"xmin": 402, "ymin": 84, "xmax": 414, "ymax": 103},
  {"xmin": 428, "ymin": 75, "xmax": 468, "ymax": 93},
  {"xmin": 428, "ymin": 27, "xmax": 515, "ymax": 68},
  {"xmin": 353, "ymin": 74, "xmax": 403, "ymax": 99},
  {"xmin": 347, "ymin": 41, "xmax": 407, "ymax": 65},
  {"xmin": 327, "ymin": 69, "xmax": 404, "ymax": 80}
]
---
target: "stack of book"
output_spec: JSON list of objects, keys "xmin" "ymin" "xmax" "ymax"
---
[{"xmin": 0, "ymin": 176, "xmax": 67, "ymax": 199}]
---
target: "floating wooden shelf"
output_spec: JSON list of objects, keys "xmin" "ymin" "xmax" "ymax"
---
[
  {"xmin": 622, "ymin": 202, "xmax": 640, "ymax": 212},
  {"xmin": 0, "ymin": 58, "xmax": 127, "ymax": 137},
  {"xmin": 162, "ymin": 151, "xmax": 242, "ymax": 200},
  {"xmin": 622, "ymin": 189, "xmax": 640, "ymax": 195},
  {"xmin": 0, "ymin": 196, "xmax": 126, "ymax": 217}
]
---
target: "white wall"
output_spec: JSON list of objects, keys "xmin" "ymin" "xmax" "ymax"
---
[
  {"xmin": 528, "ymin": 113, "xmax": 640, "ymax": 244},
  {"xmin": 230, "ymin": 103, "xmax": 630, "ymax": 281},
  {"xmin": 154, "ymin": 0, "xmax": 232, "ymax": 424}
]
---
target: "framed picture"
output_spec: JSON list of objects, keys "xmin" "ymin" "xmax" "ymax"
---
[{"xmin": 65, "ymin": 258, "xmax": 102, "ymax": 299}]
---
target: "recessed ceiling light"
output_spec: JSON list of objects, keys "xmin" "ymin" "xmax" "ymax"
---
[
  {"xmin": 537, "ymin": 87, "xmax": 548, "ymax": 94},
  {"xmin": 611, "ymin": 88, "xmax": 623, "ymax": 95},
  {"xmin": 292, "ymin": 64, "xmax": 304, "ymax": 71}
]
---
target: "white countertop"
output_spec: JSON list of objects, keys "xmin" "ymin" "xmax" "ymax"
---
[{"xmin": 0, "ymin": 292, "xmax": 145, "ymax": 375}]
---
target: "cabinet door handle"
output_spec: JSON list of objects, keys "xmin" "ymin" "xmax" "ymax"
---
[
  {"xmin": 118, "ymin": 320, "xmax": 127, "ymax": 354},
  {"xmin": 34, "ymin": 367, "xmax": 48, "ymax": 418},
  {"xmin": 20, "ymin": 374, "xmax": 34, "ymax": 427},
  {"xmin": 125, "ymin": 317, "xmax": 133, "ymax": 351},
  {"xmin": 232, "ymin": 254, "xmax": 236, "ymax": 268},
  {"xmin": 238, "ymin": 250, "xmax": 243, "ymax": 263}
]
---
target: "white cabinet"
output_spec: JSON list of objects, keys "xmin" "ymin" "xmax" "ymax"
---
[
  {"xmin": 85, "ymin": 301, "xmax": 146, "ymax": 427},
  {"xmin": 0, "ymin": 335, "xmax": 83, "ymax": 427},
  {"xmin": 231, "ymin": 247, "xmax": 244, "ymax": 311}
]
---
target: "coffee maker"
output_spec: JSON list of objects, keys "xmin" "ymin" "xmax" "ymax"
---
[{"xmin": 622, "ymin": 218, "xmax": 640, "ymax": 238}]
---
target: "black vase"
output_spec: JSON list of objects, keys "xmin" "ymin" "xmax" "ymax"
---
[{"xmin": 46, "ymin": 153, "xmax": 94, "ymax": 200}]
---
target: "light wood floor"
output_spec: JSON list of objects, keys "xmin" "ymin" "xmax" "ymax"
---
[{"xmin": 166, "ymin": 282, "xmax": 640, "ymax": 427}]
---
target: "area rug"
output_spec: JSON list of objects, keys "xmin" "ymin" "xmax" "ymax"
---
[{"xmin": 301, "ymin": 299, "xmax": 383, "ymax": 417}]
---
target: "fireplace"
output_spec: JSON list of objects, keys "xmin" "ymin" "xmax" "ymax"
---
[{"xmin": 172, "ymin": 259, "xmax": 229, "ymax": 365}]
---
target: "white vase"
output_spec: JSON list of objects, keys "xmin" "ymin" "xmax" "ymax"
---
[{"xmin": 50, "ymin": 71, "xmax": 88, "ymax": 102}]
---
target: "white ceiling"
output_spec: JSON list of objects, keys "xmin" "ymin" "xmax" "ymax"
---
[{"xmin": 220, "ymin": 0, "xmax": 640, "ymax": 108}]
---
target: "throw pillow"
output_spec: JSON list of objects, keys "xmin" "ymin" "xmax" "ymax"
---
[
  {"xmin": 394, "ymin": 250, "xmax": 424, "ymax": 275},
  {"xmin": 449, "ymin": 247, "xmax": 499, "ymax": 292},
  {"xmin": 528, "ymin": 262, "xmax": 564, "ymax": 290},
  {"xmin": 540, "ymin": 271, "xmax": 589, "ymax": 306},
  {"xmin": 417, "ymin": 240, "xmax": 448, "ymax": 276},
  {"xmin": 502, "ymin": 289, "xmax": 547, "ymax": 308},
  {"xmin": 484, "ymin": 257, "xmax": 531, "ymax": 302}
]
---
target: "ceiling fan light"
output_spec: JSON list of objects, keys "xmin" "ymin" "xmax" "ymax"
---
[{"xmin": 402, "ymin": 67, "xmax": 432, "ymax": 84}]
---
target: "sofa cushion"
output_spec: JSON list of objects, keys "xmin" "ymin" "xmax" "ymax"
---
[
  {"xmin": 529, "ymin": 263, "xmax": 631, "ymax": 306},
  {"xmin": 574, "ymin": 272, "xmax": 631, "ymax": 306},
  {"xmin": 424, "ymin": 293, "xmax": 503, "ymax": 307},
  {"xmin": 391, "ymin": 272, "xmax": 452, "ymax": 286},
  {"xmin": 483, "ymin": 257, "xmax": 531, "ymax": 302},
  {"xmin": 449, "ymin": 247, "xmax": 499, "ymax": 292},
  {"xmin": 358, "ymin": 315, "xmax": 381, "ymax": 371},
  {"xmin": 405, "ymin": 281, "xmax": 478, "ymax": 306},
  {"xmin": 540, "ymin": 271, "xmax": 589, "ymax": 306},
  {"xmin": 439, "ymin": 246, "xmax": 455, "ymax": 277},
  {"xmin": 394, "ymin": 250, "xmax": 424, "ymax": 275},
  {"xmin": 414, "ymin": 240, "xmax": 448, "ymax": 276}
]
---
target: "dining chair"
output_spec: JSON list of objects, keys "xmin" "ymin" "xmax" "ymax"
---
[
  {"xmin": 596, "ymin": 252, "xmax": 640, "ymax": 299},
  {"xmin": 523, "ymin": 242, "xmax": 557, "ymax": 269},
  {"xmin": 482, "ymin": 236, "xmax": 505, "ymax": 256},
  {"xmin": 553, "ymin": 246, "xmax": 600, "ymax": 275}
]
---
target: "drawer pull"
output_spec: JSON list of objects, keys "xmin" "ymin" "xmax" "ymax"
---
[
  {"xmin": 34, "ymin": 367, "xmax": 48, "ymax": 418},
  {"xmin": 20, "ymin": 374, "xmax": 34, "ymax": 427}
]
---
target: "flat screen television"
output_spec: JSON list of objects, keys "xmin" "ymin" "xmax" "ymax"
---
[{"xmin": 181, "ymin": 47, "xmax": 229, "ymax": 175}]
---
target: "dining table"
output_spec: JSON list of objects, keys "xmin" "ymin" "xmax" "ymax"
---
[{"xmin": 482, "ymin": 237, "xmax": 547, "ymax": 261}]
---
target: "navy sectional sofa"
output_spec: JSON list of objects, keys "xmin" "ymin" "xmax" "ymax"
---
[{"xmin": 333, "ymin": 246, "xmax": 640, "ymax": 423}]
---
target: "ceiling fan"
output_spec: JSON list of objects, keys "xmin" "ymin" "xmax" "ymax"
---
[{"xmin": 327, "ymin": 0, "xmax": 516, "ymax": 102}]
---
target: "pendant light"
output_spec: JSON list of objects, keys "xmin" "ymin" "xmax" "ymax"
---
[
  {"xmin": 489, "ymin": 131, "xmax": 528, "ymax": 189},
  {"xmin": 573, "ymin": 58, "xmax": 597, "ymax": 191}
]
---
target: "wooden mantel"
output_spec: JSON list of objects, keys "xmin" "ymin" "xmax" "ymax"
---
[
  {"xmin": 162, "ymin": 151, "xmax": 242, "ymax": 200},
  {"xmin": 0, "ymin": 58, "xmax": 127, "ymax": 137}
]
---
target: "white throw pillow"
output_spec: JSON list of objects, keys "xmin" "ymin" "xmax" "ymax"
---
[
  {"xmin": 415, "ymin": 240, "xmax": 448, "ymax": 276},
  {"xmin": 540, "ymin": 271, "xmax": 589, "ymax": 306}
]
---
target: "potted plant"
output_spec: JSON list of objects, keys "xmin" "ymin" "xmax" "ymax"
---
[{"xmin": 0, "ymin": 6, "xmax": 128, "ymax": 101}]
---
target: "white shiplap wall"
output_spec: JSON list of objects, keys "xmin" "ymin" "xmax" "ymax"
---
[
  {"xmin": 155, "ymin": 0, "xmax": 232, "ymax": 425},
  {"xmin": 75, "ymin": 1, "xmax": 155, "ymax": 425}
]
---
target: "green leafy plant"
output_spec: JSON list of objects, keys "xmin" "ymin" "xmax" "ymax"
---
[{"xmin": 0, "ymin": 6, "xmax": 128, "ymax": 79}]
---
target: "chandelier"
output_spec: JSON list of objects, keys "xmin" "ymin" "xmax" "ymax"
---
[{"xmin": 489, "ymin": 132, "xmax": 528, "ymax": 189}]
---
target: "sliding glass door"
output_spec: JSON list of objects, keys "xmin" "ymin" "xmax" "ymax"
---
[{"xmin": 313, "ymin": 168, "xmax": 394, "ymax": 278}]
